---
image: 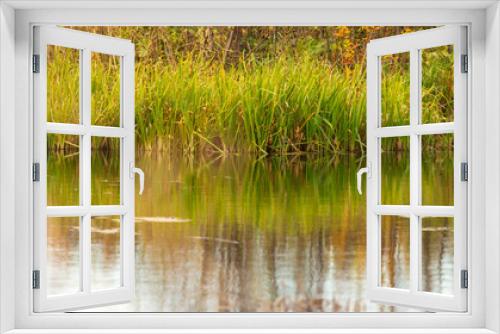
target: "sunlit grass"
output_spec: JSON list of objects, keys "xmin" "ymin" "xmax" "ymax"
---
[{"xmin": 47, "ymin": 46, "xmax": 453, "ymax": 154}]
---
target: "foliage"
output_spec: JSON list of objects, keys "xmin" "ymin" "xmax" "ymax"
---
[{"xmin": 47, "ymin": 26, "xmax": 453, "ymax": 154}]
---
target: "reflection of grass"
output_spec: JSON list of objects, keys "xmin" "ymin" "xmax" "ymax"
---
[
  {"xmin": 380, "ymin": 148, "xmax": 454, "ymax": 206},
  {"xmin": 47, "ymin": 146, "xmax": 454, "ymax": 222},
  {"xmin": 91, "ymin": 148, "xmax": 120, "ymax": 205},
  {"xmin": 381, "ymin": 150, "xmax": 410, "ymax": 205},
  {"xmin": 47, "ymin": 149, "xmax": 80, "ymax": 206},
  {"xmin": 46, "ymin": 148, "xmax": 121, "ymax": 206},
  {"xmin": 422, "ymin": 148, "xmax": 454, "ymax": 205},
  {"xmin": 48, "ymin": 150, "xmax": 454, "ymax": 311},
  {"xmin": 134, "ymin": 152, "xmax": 367, "ymax": 233},
  {"xmin": 47, "ymin": 43, "xmax": 453, "ymax": 154},
  {"xmin": 133, "ymin": 150, "xmax": 453, "ymax": 311}
]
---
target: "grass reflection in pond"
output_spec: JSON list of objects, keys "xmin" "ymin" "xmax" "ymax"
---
[{"xmin": 47, "ymin": 150, "xmax": 453, "ymax": 312}]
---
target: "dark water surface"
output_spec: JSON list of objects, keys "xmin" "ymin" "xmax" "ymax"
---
[{"xmin": 46, "ymin": 150, "xmax": 454, "ymax": 312}]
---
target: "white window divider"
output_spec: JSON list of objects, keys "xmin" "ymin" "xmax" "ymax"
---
[{"xmin": 32, "ymin": 26, "xmax": 136, "ymax": 312}]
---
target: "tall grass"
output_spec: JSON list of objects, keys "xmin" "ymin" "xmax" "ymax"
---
[
  {"xmin": 47, "ymin": 34, "xmax": 453, "ymax": 154},
  {"xmin": 134, "ymin": 55, "xmax": 368, "ymax": 154}
]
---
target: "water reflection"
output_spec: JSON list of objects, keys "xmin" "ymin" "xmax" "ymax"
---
[{"xmin": 47, "ymin": 150, "xmax": 454, "ymax": 312}]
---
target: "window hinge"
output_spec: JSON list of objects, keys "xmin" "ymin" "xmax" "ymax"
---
[
  {"xmin": 461, "ymin": 54, "xmax": 468, "ymax": 73},
  {"xmin": 32, "ymin": 54, "xmax": 40, "ymax": 73},
  {"xmin": 461, "ymin": 162, "xmax": 468, "ymax": 182},
  {"xmin": 32, "ymin": 270, "xmax": 40, "ymax": 289},
  {"xmin": 32, "ymin": 163, "xmax": 40, "ymax": 182},
  {"xmin": 461, "ymin": 269, "xmax": 468, "ymax": 289}
]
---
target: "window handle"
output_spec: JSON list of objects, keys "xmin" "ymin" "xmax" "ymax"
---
[
  {"xmin": 129, "ymin": 162, "xmax": 145, "ymax": 195},
  {"xmin": 357, "ymin": 163, "xmax": 371, "ymax": 195}
]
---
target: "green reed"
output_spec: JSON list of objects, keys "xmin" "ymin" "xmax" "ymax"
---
[{"xmin": 47, "ymin": 46, "xmax": 453, "ymax": 154}]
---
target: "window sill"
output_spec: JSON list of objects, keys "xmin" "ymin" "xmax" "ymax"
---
[{"xmin": 4, "ymin": 329, "xmax": 497, "ymax": 334}]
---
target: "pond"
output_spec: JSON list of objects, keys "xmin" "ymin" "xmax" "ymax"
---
[{"xmin": 46, "ymin": 150, "xmax": 454, "ymax": 312}]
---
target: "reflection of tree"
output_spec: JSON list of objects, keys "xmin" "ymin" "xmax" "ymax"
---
[
  {"xmin": 131, "ymin": 152, "xmax": 369, "ymax": 311},
  {"xmin": 47, "ymin": 143, "xmax": 80, "ymax": 206},
  {"xmin": 421, "ymin": 218, "xmax": 454, "ymax": 294},
  {"xmin": 380, "ymin": 216, "xmax": 410, "ymax": 289},
  {"xmin": 90, "ymin": 217, "xmax": 121, "ymax": 290},
  {"xmin": 47, "ymin": 217, "xmax": 80, "ymax": 295},
  {"xmin": 49, "ymin": 150, "xmax": 454, "ymax": 312}
]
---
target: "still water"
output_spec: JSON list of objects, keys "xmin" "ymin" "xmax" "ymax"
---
[{"xmin": 46, "ymin": 150, "xmax": 454, "ymax": 312}]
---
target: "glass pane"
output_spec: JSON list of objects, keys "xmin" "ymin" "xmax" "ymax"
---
[
  {"xmin": 422, "ymin": 134, "xmax": 454, "ymax": 206},
  {"xmin": 47, "ymin": 45, "xmax": 80, "ymax": 124},
  {"xmin": 421, "ymin": 45, "xmax": 454, "ymax": 124},
  {"xmin": 381, "ymin": 52, "xmax": 410, "ymax": 127},
  {"xmin": 380, "ymin": 215, "xmax": 410, "ymax": 289},
  {"xmin": 381, "ymin": 137, "xmax": 410, "ymax": 205},
  {"xmin": 91, "ymin": 137, "xmax": 120, "ymax": 205},
  {"xmin": 91, "ymin": 216, "xmax": 121, "ymax": 291},
  {"xmin": 47, "ymin": 134, "xmax": 79, "ymax": 206},
  {"xmin": 421, "ymin": 217, "xmax": 454, "ymax": 294},
  {"xmin": 91, "ymin": 52, "xmax": 121, "ymax": 127},
  {"xmin": 47, "ymin": 217, "xmax": 80, "ymax": 296}
]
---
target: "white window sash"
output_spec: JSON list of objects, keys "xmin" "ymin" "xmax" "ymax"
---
[
  {"xmin": 366, "ymin": 25, "xmax": 468, "ymax": 312},
  {"xmin": 32, "ymin": 26, "xmax": 136, "ymax": 312}
]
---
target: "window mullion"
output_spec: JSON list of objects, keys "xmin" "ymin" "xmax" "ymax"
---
[
  {"xmin": 409, "ymin": 48, "xmax": 421, "ymax": 294},
  {"xmin": 81, "ymin": 48, "xmax": 92, "ymax": 294}
]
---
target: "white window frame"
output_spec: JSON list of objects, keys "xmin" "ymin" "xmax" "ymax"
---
[
  {"xmin": 32, "ymin": 26, "xmax": 136, "ymax": 312},
  {"xmin": 365, "ymin": 26, "xmax": 468, "ymax": 312},
  {"xmin": 0, "ymin": 2, "xmax": 499, "ymax": 333}
]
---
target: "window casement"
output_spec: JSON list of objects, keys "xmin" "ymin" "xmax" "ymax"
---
[
  {"xmin": 30, "ymin": 24, "xmax": 468, "ymax": 314},
  {"xmin": 32, "ymin": 26, "xmax": 141, "ymax": 312},
  {"xmin": 6, "ymin": 4, "xmax": 494, "ymax": 332},
  {"xmin": 361, "ymin": 25, "xmax": 468, "ymax": 312}
]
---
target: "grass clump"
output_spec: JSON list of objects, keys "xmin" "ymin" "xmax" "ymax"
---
[
  {"xmin": 134, "ymin": 54, "xmax": 368, "ymax": 154},
  {"xmin": 47, "ymin": 27, "xmax": 454, "ymax": 155}
]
